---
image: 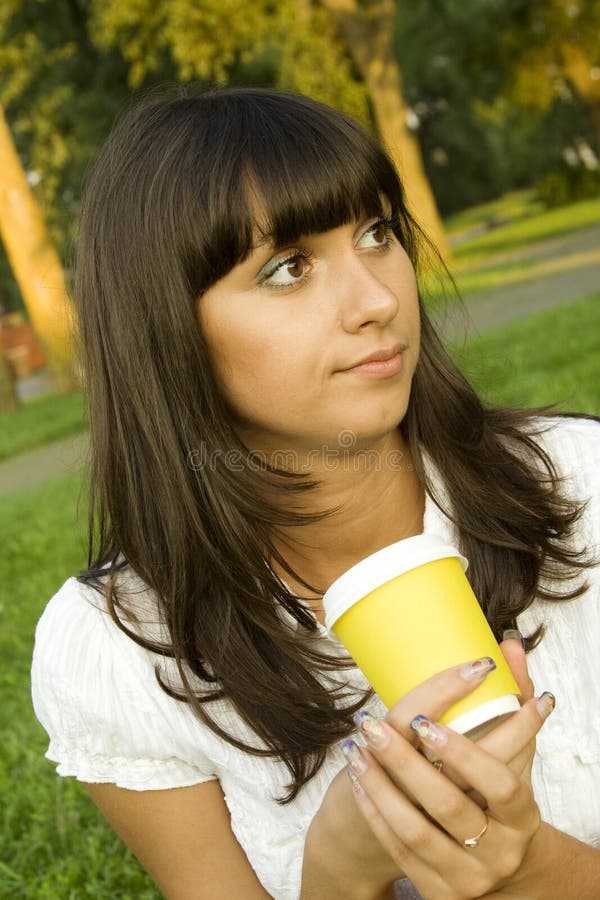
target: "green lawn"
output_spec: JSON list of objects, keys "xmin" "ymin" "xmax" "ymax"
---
[
  {"xmin": 451, "ymin": 195, "xmax": 600, "ymax": 267},
  {"xmin": 422, "ymin": 192, "xmax": 600, "ymax": 307},
  {"xmin": 444, "ymin": 188, "xmax": 544, "ymax": 236},
  {"xmin": 0, "ymin": 472, "xmax": 160, "ymax": 899},
  {"xmin": 451, "ymin": 292, "xmax": 600, "ymax": 415},
  {"xmin": 0, "ymin": 392, "xmax": 87, "ymax": 462}
]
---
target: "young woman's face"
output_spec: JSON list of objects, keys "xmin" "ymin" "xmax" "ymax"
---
[{"xmin": 197, "ymin": 213, "xmax": 420, "ymax": 455}]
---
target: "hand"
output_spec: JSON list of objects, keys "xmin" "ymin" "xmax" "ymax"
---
[
  {"xmin": 302, "ymin": 654, "xmax": 539, "ymax": 898},
  {"xmin": 415, "ymin": 635, "xmax": 536, "ymax": 808},
  {"xmin": 345, "ymin": 674, "xmax": 554, "ymax": 899}
]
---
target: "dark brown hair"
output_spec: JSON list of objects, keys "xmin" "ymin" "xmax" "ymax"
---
[{"xmin": 75, "ymin": 84, "xmax": 595, "ymax": 802}]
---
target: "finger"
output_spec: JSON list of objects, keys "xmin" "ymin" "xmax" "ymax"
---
[
  {"xmin": 343, "ymin": 738, "xmax": 497, "ymax": 896},
  {"xmin": 410, "ymin": 693, "xmax": 553, "ymax": 809},
  {"xmin": 499, "ymin": 635, "xmax": 535, "ymax": 703},
  {"xmin": 430, "ymin": 692, "xmax": 550, "ymax": 794},
  {"xmin": 385, "ymin": 656, "xmax": 497, "ymax": 742},
  {"xmin": 352, "ymin": 715, "xmax": 494, "ymax": 845},
  {"xmin": 398, "ymin": 691, "xmax": 544, "ymax": 809},
  {"xmin": 476, "ymin": 692, "xmax": 554, "ymax": 765},
  {"xmin": 408, "ymin": 705, "xmax": 552, "ymax": 831},
  {"xmin": 346, "ymin": 768, "xmax": 457, "ymax": 899}
]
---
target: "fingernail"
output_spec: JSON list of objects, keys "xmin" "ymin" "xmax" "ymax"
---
[
  {"xmin": 536, "ymin": 691, "xmax": 556, "ymax": 719},
  {"xmin": 460, "ymin": 657, "xmax": 497, "ymax": 682},
  {"xmin": 339, "ymin": 738, "xmax": 368, "ymax": 774},
  {"xmin": 347, "ymin": 767, "xmax": 365, "ymax": 795},
  {"xmin": 353, "ymin": 710, "xmax": 391, "ymax": 750},
  {"xmin": 503, "ymin": 629, "xmax": 526, "ymax": 649},
  {"xmin": 410, "ymin": 715, "xmax": 448, "ymax": 747}
]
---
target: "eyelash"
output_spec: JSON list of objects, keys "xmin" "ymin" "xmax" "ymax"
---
[
  {"xmin": 258, "ymin": 217, "xmax": 396, "ymax": 293},
  {"xmin": 259, "ymin": 247, "xmax": 313, "ymax": 293}
]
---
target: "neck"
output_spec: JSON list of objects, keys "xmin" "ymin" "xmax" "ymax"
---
[{"xmin": 267, "ymin": 429, "xmax": 425, "ymax": 618}]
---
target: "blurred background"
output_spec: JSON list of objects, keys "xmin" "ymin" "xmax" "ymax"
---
[{"xmin": 1, "ymin": 1, "xmax": 599, "ymax": 897}]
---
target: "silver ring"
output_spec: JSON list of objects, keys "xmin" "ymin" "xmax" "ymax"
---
[{"xmin": 462, "ymin": 818, "xmax": 489, "ymax": 848}]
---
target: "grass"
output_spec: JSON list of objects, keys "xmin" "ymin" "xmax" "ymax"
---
[
  {"xmin": 450, "ymin": 195, "xmax": 600, "ymax": 267},
  {"xmin": 451, "ymin": 292, "xmax": 600, "ymax": 415},
  {"xmin": 444, "ymin": 189, "xmax": 544, "ymax": 235},
  {"xmin": 420, "ymin": 192, "xmax": 600, "ymax": 305},
  {"xmin": 444, "ymin": 244, "xmax": 600, "ymax": 299},
  {"xmin": 0, "ymin": 472, "xmax": 161, "ymax": 899},
  {"xmin": 1, "ymin": 292, "xmax": 599, "ymax": 897},
  {"xmin": 0, "ymin": 392, "xmax": 87, "ymax": 462}
]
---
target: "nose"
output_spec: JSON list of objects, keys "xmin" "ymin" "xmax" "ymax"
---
[{"xmin": 336, "ymin": 253, "xmax": 399, "ymax": 333}]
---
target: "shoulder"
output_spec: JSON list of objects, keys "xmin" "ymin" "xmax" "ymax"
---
[
  {"xmin": 31, "ymin": 574, "xmax": 217, "ymax": 789},
  {"xmin": 32, "ymin": 572, "xmax": 164, "ymax": 708},
  {"xmin": 524, "ymin": 414, "xmax": 600, "ymax": 476}
]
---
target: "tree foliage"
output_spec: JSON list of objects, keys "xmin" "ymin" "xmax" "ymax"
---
[
  {"xmin": 88, "ymin": 0, "xmax": 367, "ymax": 119},
  {"xmin": 393, "ymin": 0, "xmax": 599, "ymax": 214},
  {"xmin": 0, "ymin": 0, "xmax": 370, "ymax": 278}
]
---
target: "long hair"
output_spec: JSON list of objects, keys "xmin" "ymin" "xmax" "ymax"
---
[{"xmin": 74, "ymin": 84, "xmax": 595, "ymax": 803}]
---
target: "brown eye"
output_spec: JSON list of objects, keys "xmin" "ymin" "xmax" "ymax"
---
[
  {"xmin": 371, "ymin": 223, "xmax": 387, "ymax": 244},
  {"xmin": 358, "ymin": 219, "xmax": 393, "ymax": 251},
  {"xmin": 259, "ymin": 249, "xmax": 313, "ymax": 290},
  {"xmin": 287, "ymin": 257, "xmax": 306, "ymax": 278}
]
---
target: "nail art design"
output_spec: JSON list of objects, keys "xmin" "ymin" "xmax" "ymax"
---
[
  {"xmin": 410, "ymin": 715, "xmax": 448, "ymax": 747},
  {"xmin": 460, "ymin": 657, "xmax": 497, "ymax": 682},
  {"xmin": 353, "ymin": 710, "xmax": 391, "ymax": 750},
  {"xmin": 347, "ymin": 767, "xmax": 365, "ymax": 795},
  {"xmin": 536, "ymin": 691, "xmax": 556, "ymax": 719},
  {"xmin": 502, "ymin": 629, "xmax": 526, "ymax": 649},
  {"xmin": 339, "ymin": 738, "xmax": 368, "ymax": 774}
]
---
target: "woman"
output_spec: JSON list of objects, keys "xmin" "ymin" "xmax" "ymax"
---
[{"xmin": 31, "ymin": 86, "xmax": 600, "ymax": 899}]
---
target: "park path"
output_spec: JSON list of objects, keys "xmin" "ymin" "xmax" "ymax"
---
[
  {"xmin": 1, "ymin": 223, "xmax": 599, "ymax": 499},
  {"xmin": 434, "ymin": 222, "xmax": 600, "ymax": 342}
]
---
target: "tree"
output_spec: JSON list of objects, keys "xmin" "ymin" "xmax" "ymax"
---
[
  {"xmin": 0, "ymin": 105, "xmax": 78, "ymax": 393},
  {"xmin": 319, "ymin": 0, "xmax": 449, "ymax": 256},
  {"xmin": 0, "ymin": 344, "xmax": 19, "ymax": 413},
  {"xmin": 467, "ymin": 0, "xmax": 600, "ymax": 153}
]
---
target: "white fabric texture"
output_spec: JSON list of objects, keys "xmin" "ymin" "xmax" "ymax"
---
[{"xmin": 31, "ymin": 416, "xmax": 600, "ymax": 899}]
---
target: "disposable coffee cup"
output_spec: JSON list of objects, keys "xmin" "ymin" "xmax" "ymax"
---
[{"xmin": 323, "ymin": 534, "xmax": 520, "ymax": 738}]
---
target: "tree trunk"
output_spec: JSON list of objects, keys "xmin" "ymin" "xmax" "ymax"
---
[
  {"xmin": 0, "ymin": 344, "xmax": 19, "ymax": 413},
  {"xmin": 0, "ymin": 106, "xmax": 79, "ymax": 394},
  {"xmin": 561, "ymin": 42, "xmax": 600, "ymax": 155},
  {"xmin": 318, "ymin": 0, "xmax": 450, "ymax": 260}
]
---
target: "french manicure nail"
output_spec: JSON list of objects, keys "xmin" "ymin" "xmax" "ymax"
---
[
  {"xmin": 503, "ymin": 629, "xmax": 526, "ymax": 649},
  {"xmin": 410, "ymin": 715, "xmax": 448, "ymax": 747},
  {"xmin": 347, "ymin": 767, "xmax": 365, "ymax": 795},
  {"xmin": 536, "ymin": 691, "xmax": 556, "ymax": 719},
  {"xmin": 460, "ymin": 656, "xmax": 497, "ymax": 682},
  {"xmin": 339, "ymin": 738, "xmax": 368, "ymax": 774},
  {"xmin": 353, "ymin": 710, "xmax": 391, "ymax": 750}
]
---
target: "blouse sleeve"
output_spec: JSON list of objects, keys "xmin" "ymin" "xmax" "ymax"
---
[
  {"xmin": 516, "ymin": 416, "xmax": 600, "ymax": 847},
  {"xmin": 31, "ymin": 577, "xmax": 218, "ymax": 791}
]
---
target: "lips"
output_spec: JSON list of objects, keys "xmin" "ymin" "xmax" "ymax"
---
[{"xmin": 341, "ymin": 342, "xmax": 406, "ymax": 371}]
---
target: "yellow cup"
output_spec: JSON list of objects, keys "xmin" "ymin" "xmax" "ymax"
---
[{"xmin": 322, "ymin": 534, "xmax": 520, "ymax": 734}]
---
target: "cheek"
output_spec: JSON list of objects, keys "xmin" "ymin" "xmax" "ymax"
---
[{"xmin": 199, "ymin": 301, "xmax": 300, "ymax": 412}]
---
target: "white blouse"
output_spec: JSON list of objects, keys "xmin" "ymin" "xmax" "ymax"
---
[{"xmin": 31, "ymin": 416, "xmax": 600, "ymax": 899}]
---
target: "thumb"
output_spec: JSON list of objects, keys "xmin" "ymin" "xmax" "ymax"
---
[{"xmin": 500, "ymin": 631, "xmax": 535, "ymax": 703}]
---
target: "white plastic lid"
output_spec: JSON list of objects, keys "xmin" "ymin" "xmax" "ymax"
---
[
  {"xmin": 448, "ymin": 693, "xmax": 521, "ymax": 735},
  {"xmin": 322, "ymin": 533, "xmax": 467, "ymax": 633}
]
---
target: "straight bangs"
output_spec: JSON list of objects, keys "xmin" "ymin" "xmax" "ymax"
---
[{"xmin": 180, "ymin": 88, "xmax": 414, "ymax": 295}]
